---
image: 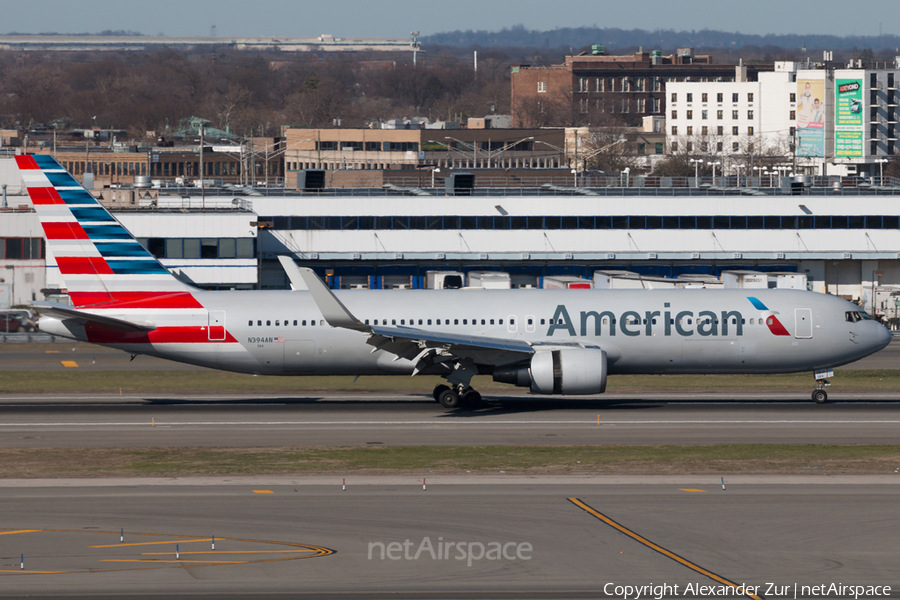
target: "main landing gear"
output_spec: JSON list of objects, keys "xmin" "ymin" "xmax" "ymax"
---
[
  {"xmin": 433, "ymin": 384, "xmax": 482, "ymax": 409},
  {"xmin": 812, "ymin": 380, "xmax": 831, "ymax": 404}
]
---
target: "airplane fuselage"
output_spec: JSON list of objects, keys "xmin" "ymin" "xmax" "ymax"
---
[{"xmin": 40, "ymin": 288, "xmax": 890, "ymax": 379}]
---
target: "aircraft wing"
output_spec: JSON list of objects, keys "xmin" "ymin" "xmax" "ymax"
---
[
  {"xmin": 31, "ymin": 302, "xmax": 157, "ymax": 332},
  {"xmin": 367, "ymin": 324, "xmax": 534, "ymax": 365},
  {"xmin": 297, "ymin": 267, "xmax": 534, "ymax": 367}
]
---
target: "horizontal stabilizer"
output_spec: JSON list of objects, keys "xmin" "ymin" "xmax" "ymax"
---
[{"xmin": 31, "ymin": 302, "xmax": 156, "ymax": 332}]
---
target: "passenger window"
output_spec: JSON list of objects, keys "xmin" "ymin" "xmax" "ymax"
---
[
  {"xmin": 248, "ymin": 320, "xmax": 253, "ymax": 326},
  {"xmin": 527, "ymin": 318, "xmax": 533, "ymax": 325},
  {"xmin": 436, "ymin": 319, "xmax": 441, "ymax": 325},
  {"xmin": 490, "ymin": 319, "xmax": 495, "ymax": 325},
  {"xmin": 275, "ymin": 320, "xmax": 280, "ymax": 326},
  {"xmin": 418, "ymin": 319, "xmax": 423, "ymax": 325},
  {"xmin": 257, "ymin": 320, "xmax": 262, "ymax": 326},
  {"xmin": 303, "ymin": 320, "xmax": 307, "ymax": 326},
  {"xmin": 767, "ymin": 317, "xmax": 773, "ymax": 325},
  {"xmin": 652, "ymin": 319, "xmax": 657, "ymax": 325},
  {"xmin": 499, "ymin": 319, "xmax": 503, "ymax": 325},
  {"xmin": 293, "ymin": 320, "xmax": 298, "ymax": 326},
  {"xmin": 427, "ymin": 319, "xmax": 432, "ymax": 325},
  {"xmin": 401, "ymin": 319, "xmax": 405, "ymax": 325},
  {"xmin": 463, "ymin": 319, "xmax": 468, "ymax": 325},
  {"xmin": 266, "ymin": 320, "xmax": 271, "ymax": 326},
  {"xmin": 541, "ymin": 319, "xmax": 546, "ymax": 325},
  {"xmin": 454, "ymin": 319, "xmax": 459, "ymax": 325},
  {"xmin": 392, "ymin": 319, "xmax": 396, "ymax": 325},
  {"xmin": 311, "ymin": 321, "xmax": 316, "ymax": 326},
  {"xmin": 382, "ymin": 320, "xmax": 387, "ymax": 325},
  {"xmin": 510, "ymin": 319, "xmax": 515, "ymax": 325},
  {"xmin": 750, "ymin": 319, "xmax": 754, "ymax": 325}
]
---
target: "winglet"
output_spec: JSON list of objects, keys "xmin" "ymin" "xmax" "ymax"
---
[
  {"xmin": 277, "ymin": 256, "xmax": 308, "ymax": 290},
  {"xmin": 297, "ymin": 268, "xmax": 369, "ymax": 332}
]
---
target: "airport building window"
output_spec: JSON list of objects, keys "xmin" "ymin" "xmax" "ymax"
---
[
  {"xmin": 1, "ymin": 238, "xmax": 45, "ymax": 260},
  {"xmin": 139, "ymin": 238, "xmax": 254, "ymax": 259}
]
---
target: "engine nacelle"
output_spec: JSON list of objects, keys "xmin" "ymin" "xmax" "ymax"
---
[{"xmin": 493, "ymin": 348, "xmax": 607, "ymax": 395}]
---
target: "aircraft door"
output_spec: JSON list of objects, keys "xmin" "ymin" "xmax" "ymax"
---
[
  {"xmin": 507, "ymin": 315, "xmax": 518, "ymax": 334},
  {"xmin": 795, "ymin": 308, "xmax": 813, "ymax": 339},
  {"xmin": 208, "ymin": 310, "xmax": 226, "ymax": 341}
]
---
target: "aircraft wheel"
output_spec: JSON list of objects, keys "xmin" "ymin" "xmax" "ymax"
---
[
  {"xmin": 433, "ymin": 384, "xmax": 451, "ymax": 402},
  {"xmin": 438, "ymin": 389, "xmax": 461, "ymax": 409},
  {"xmin": 461, "ymin": 389, "xmax": 482, "ymax": 409},
  {"xmin": 812, "ymin": 389, "xmax": 827, "ymax": 404}
]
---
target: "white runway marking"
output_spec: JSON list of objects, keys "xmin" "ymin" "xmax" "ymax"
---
[{"xmin": 1, "ymin": 420, "xmax": 900, "ymax": 427}]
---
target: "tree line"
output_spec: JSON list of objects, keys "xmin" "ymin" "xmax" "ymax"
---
[{"xmin": 0, "ymin": 48, "xmax": 511, "ymax": 139}]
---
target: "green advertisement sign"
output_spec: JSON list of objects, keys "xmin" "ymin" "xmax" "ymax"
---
[
  {"xmin": 835, "ymin": 131, "xmax": 864, "ymax": 157},
  {"xmin": 835, "ymin": 78, "xmax": 863, "ymax": 157},
  {"xmin": 835, "ymin": 79, "xmax": 863, "ymax": 127}
]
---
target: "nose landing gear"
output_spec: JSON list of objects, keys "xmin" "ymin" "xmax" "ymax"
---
[{"xmin": 812, "ymin": 380, "xmax": 830, "ymax": 404}]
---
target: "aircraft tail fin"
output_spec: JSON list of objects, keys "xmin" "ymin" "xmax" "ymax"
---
[{"xmin": 15, "ymin": 154, "xmax": 201, "ymax": 311}]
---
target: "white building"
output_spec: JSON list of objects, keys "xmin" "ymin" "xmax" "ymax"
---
[
  {"xmin": 667, "ymin": 59, "xmax": 900, "ymax": 178},
  {"xmin": 667, "ymin": 62, "xmax": 797, "ymax": 177}
]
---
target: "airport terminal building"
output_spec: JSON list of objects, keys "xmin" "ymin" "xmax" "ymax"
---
[{"xmin": 3, "ymin": 156, "xmax": 900, "ymax": 325}]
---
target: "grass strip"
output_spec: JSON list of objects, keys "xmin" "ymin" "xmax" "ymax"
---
[
  {"xmin": 2, "ymin": 445, "xmax": 899, "ymax": 478},
  {"xmin": 1, "ymin": 370, "xmax": 900, "ymax": 394}
]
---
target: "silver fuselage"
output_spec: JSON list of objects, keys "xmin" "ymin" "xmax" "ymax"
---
[{"xmin": 42, "ymin": 288, "xmax": 890, "ymax": 378}]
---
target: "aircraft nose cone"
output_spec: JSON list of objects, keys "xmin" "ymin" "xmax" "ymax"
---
[{"xmin": 875, "ymin": 323, "xmax": 892, "ymax": 351}]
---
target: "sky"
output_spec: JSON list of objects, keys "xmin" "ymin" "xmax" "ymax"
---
[{"xmin": 1, "ymin": 0, "xmax": 897, "ymax": 39}]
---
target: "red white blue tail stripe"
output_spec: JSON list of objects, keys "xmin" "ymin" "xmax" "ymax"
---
[{"xmin": 16, "ymin": 154, "xmax": 202, "ymax": 311}]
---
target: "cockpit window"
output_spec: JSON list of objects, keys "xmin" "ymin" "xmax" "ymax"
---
[{"xmin": 845, "ymin": 311, "xmax": 870, "ymax": 322}]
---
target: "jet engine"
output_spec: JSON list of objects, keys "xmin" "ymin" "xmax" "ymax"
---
[{"xmin": 492, "ymin": 348, "xmax": 607, "ymax": 395}]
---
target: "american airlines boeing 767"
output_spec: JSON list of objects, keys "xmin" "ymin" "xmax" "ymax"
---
[{"xmin": 16, "ymin": 155, "xmax": 891, "ymax": 408}]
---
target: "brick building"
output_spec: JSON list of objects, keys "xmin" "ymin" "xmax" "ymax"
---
[{"xmin": 511, "ymin": 48, "xmax": 772, "ymax": 127}]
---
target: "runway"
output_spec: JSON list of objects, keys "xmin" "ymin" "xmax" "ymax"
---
[
  {"xmin": 1, "ymin": 393, "xmax": 900, "ymax": 446},
  {"xmin": 3, "ymin": 337, "xmax": 900, "ymax": 371},
  {"xmin": 2, "ymin": 344, "xmax": 899, "ymax": 597},
  {"xmin": 1, "ymin": 480, "xmax": 898, "ymax": 598}
]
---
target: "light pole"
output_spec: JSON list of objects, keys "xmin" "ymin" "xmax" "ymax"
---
[
  {"xmin": 571, "ymin": 168, "xmax": 577, "ymax": 187},
  {"xmin": 734, "ymin": 163, "xmax": 745, "ymax": 187},
  {"xmin": 752, "ymin": 165, "xmax": 765, "ymax": 187},
  {"xmin": 708, "ymin": 161, "xmax": 721, "ymax": 185},
  {"xmin": 621, "ymin": 167, "xmax": 631, "ymax": 187},
  {"xmin": 689, "ymin": 158, "xmax": 703, "ymax": 186},
  {"xmin": 431, "ymin": 167, "xmax": 440, "ymax": 188},
  {"xmin": 876, "ymin": 157, "xmax": 889, "ymax": 183},
  {"xmin": 533, "ymin": 140, "xmax": 568, "ymax": 170},
  {"xmin": 444, "ymin": 137, "xmax": 476, "ymax": 167},
  {"xmin": 485, "ymin": 136, "xmax": 534, "ymax": 167}
]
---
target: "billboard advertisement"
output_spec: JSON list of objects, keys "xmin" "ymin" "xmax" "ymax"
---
[
  {"xmin": 797, "ymin": 79, "xmax": 825, "ymax": 157},
  {"xmin": 835, "ymin": 78, "xmax": 864, "ymax": 157}
]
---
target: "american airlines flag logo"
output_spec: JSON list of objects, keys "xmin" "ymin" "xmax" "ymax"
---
[{"xmin": 274, "ymin": 337, "xmax": 285, "ymax": 343}]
